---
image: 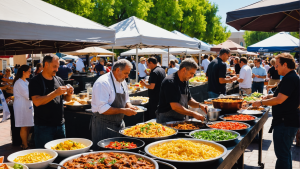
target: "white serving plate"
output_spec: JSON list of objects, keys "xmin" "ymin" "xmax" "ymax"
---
[
  {"xmin": 44, "ymin": 138, "xmax": 93, "ymax": 158},
  {"xmin": 7, "ymin": 149, "xmax": 57, "ymax": 169}
]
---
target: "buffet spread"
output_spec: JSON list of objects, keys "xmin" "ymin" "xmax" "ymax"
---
[{"xmin": 5, "ymin": 92, "xmax": 270, "ymax": 169}]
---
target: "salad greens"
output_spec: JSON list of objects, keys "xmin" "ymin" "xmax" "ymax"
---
[
  {"xmin": 13, "ymin": 164, "xmax": 23, "ymax": 169},
  {"xmin": 251, "ymin": 92, "xmax": 263, "ymax": 98},
  {"xmin": 191, "ymin": 130, "xmax": 238, "ymax": 141},
  {"xmin": 243, "ymin": 96, "xmax": 257, "ymax": 102}
]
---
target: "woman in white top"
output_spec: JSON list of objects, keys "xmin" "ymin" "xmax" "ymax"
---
[{"xmin": 13, "ymin": 65, "xmax": 33, "ymax": 150}]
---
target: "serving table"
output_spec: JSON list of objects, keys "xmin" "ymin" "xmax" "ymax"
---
[{"xmin": 49, "ymin": 107, "xmax": 270, "ymax": 169}]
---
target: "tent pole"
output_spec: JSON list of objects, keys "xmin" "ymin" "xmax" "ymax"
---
[
  {"xmin": 136, "ymin": 46, "xmax": 139, "ymax": 82},
  {"xmin": 31, "ymin": 51, "xmax": 34, "ymax": 74},
  {"xmin": 168, "ymin": 47, "xmax": 170, "ymax": 67},
  {"xmin": 199, "ymin": 51, "xmax": 202, "ymax": 72},
  {"xmin": 112, "ymin": 46, "xmax": 114, "ymax": 65}
]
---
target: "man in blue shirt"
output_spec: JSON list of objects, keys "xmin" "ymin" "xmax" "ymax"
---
[
  {"xmin": 252, "ymin": 58, "xmax": 267, "ymax": 93},
  {"xmin": 94, "ymin": 58, "xmax": 105, "ymax": 76},
  {"xmin": 56, "ymin": 59, "xmax": 73, "ymax": 80}
]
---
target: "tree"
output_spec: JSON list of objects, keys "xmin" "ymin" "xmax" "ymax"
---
[
  {"xmin": 243, "ymin": 31, "xmax": 276, "ymax": 47},
  {"xmin": 290, "ymin": 32, "xmax": 299, "ymax": 39},
  {"xmin": 147, "ymin": 0, "xmax": 230, "ymax": 45},
  {"xmin": 43, "ymin": 0, "xmax": 95, "ymax": 18},
  {"xmin": 91, "ymin": 0, "xmax": 153, "ymax": 26},
  {"xmin": 43, "ymin": 0, "xmax": 230, "ymax": 44}
]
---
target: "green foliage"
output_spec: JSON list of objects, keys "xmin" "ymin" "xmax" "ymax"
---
[
  {"xmin": 44, "ymin": 0, "xmax": 95, "ymax": 18},
  {"xmin": 290, "ymin": 32, "xmax": 299, "ymax": 39},
  {"xmin": 90, "ymin": 0, "xmax": 153, "ymax": 26},
  {"xmin": 243, "ymin": 31, "xmax": 276, "ymax": 47},
  {"xmin": 43, "ymin": 0, "xmax": 230, "ymax": 44}
]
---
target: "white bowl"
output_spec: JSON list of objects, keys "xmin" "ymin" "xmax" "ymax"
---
[
  {"xmin": 7, "ymin": 149, "xmax": 57, "ymax": 169},
  {"xmin": 44, "ymin": 138, "xmax": 93, "ymax": 157},
  {"xmin": 0, "ymin": 163, "xmax": 28, "ymax": 169}
]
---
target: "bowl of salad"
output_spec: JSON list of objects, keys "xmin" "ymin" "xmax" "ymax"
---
[
  {"xmin": 188, "ymin": 129, "xmax": 240, "ymax": 143},
  {"xmin": 0, "ymin": 163, "xmax": 28, "ymax": 169}
]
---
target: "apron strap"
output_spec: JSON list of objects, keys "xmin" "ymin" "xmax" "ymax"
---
[{"xmin": 110, "ymin": 72, "xmax": 117, "ymax": 94}]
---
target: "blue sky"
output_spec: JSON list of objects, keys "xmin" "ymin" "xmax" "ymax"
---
[{"xmin": 209, "ymin": 0, "xmax": 260, "ymax": 32}]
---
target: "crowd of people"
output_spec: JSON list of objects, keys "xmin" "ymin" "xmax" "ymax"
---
[{"xmin": 3, "ymin": 48, "xmax": 299, "ymax": 169}]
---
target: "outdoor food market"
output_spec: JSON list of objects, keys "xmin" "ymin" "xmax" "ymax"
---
[{"xmin": 0, "ymin": 0, "xmax": 299, "ymax": 169}]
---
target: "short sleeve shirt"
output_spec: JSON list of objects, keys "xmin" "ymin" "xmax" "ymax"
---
[
  {"xmin": 138, "ymin": 63, "xmax": 147, "ymax": 77},
  {"xmin": 94, "ymin": 64, "xmax": 105, "ymax": 75},
  {"xmin": 268, "ymin": 66, "xmax": 280, "ymax": 79},
  {"xmin": 239, "ymin": 65, "xmax": 252, "ymax": 88},
  {"xmin": 29, "ymin": 74, "xmax": 65, "ymax": 126},
  {"xmin": 56, "ymin": 65, "xmax": 72, "ymax": 80},
  {"xmin": 158, "ymin": 72, "xmax": 192, "ymax": 113},
  {"xmin": 272, "ymin": 70, "xmax": 299, "ymax": 127},
  {"xmin": 148, "ymin": 66, "xmax": 166, "ymax": 100},
  {"xmin": 252, "ymin": 66, "xmax": 267, "ymax": 82},
  {"xmin": 206, "ymin": 57, "xmax": 227, "ymax": 94}
]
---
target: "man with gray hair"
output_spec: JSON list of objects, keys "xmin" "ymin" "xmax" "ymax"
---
[
  {"xmin": 156, "ymin": 58, "xmax": 207, "ymax": 123},
  {"xmin": 91, "ymin": 59, "xmax": 138, "ymax": 149}
]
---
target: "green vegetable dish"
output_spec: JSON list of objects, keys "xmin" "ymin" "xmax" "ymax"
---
[
  {"xmin": 250, "ymin": 92, "xmax": 263, "ymax": 98},
  {"xmin": 14, "ymin": 164, "xmax": 23, "ymax": 169},
  {"xmin": 191, "ymin": 130, "xmax": 238, "ymax": 141},
  {"xmin": 243, "ymin": 96, "xmax": 257, "ymax": 102}
]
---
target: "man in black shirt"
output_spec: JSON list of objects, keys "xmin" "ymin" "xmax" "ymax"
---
[
  {"xmin": 267, "ymin": 58, "xmax": 280, "ymax": 92},
  {"xmin": 253, "ymin": 53, "xmax": 299, "ymax": 169},
  {"xmin": 29, "ymin": 55, "xmax": 74, "ymax": 148},
  {"xmin": 234, "ymin": 57, "xmax": 241, "ymax": 75},
  {"xmin": 140, "ymin": 57, "xmax": 165, "ymax": 121},
  {"xmin": 157, "ymin": 58, "xmax": 207, "ymax": 123},
  {"xmin": 206, "ymin": 48, "xmax": 238, "ymax": 98}
]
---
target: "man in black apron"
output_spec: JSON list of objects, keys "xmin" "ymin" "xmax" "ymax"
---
[
  {"xmin": 91, "ymin": 59, "xmax": 138, "ymax": 150},
  {"xmin": 156, "ymin": 58, "xmax": 208, "ymax": 123},
  {"xmin": 252, "ymin": 53, "xmax": 299, "ymax": 169}
]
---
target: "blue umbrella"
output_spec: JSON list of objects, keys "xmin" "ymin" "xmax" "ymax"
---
[{"xmin": 247, "ymin": 32, "xmax": 299, "ymax": 52}]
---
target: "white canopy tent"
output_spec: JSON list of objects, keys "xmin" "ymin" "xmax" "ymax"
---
[
  {"xmin": 102, "ymin": 16, "xmax": 200, "ymax": 81},
  {"xmin": 231, "ymin": 49, "xmax": 248, "ymax": 55},
  {"xmin": 172, "ymin": 31, "xmax": 211, "ymax": 51},
  {"xmin": 167, "ymin": 48, "xmax": 201, "ymax": 55},
  {"xmin": 62, "ymin": 55, "xmax": 79, "ymax": 60},
  {"xmin": 192, "ymin": 38, "xmax": 212, "ymax": 51},
  {"xmin": 245, "ymin": 52, "xmax": 259, "ymax": 56},
  {"xmin": 0, "ymin": 0, "xmax": 115, "ymax": 56},
  {"xmin": 63, "ymin": 47, "xmax": 114, "ymax": 56},
  {"xmin": 120, "ymin": 48, "xmax": 167, "ymax": 56}
]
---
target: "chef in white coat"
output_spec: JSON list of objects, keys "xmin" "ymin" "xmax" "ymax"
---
[
  {"xmin": 13, "ymin": 65, "xmax": 34, "ymax": 150},
  {"xmin": 91, "ymin": 59, "xmax": 138, "ymax": 150}
]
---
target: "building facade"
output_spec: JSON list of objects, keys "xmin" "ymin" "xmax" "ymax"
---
[{"xmin": 228, "ymin": 32, "xmax": 246, "ymax": 47}]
